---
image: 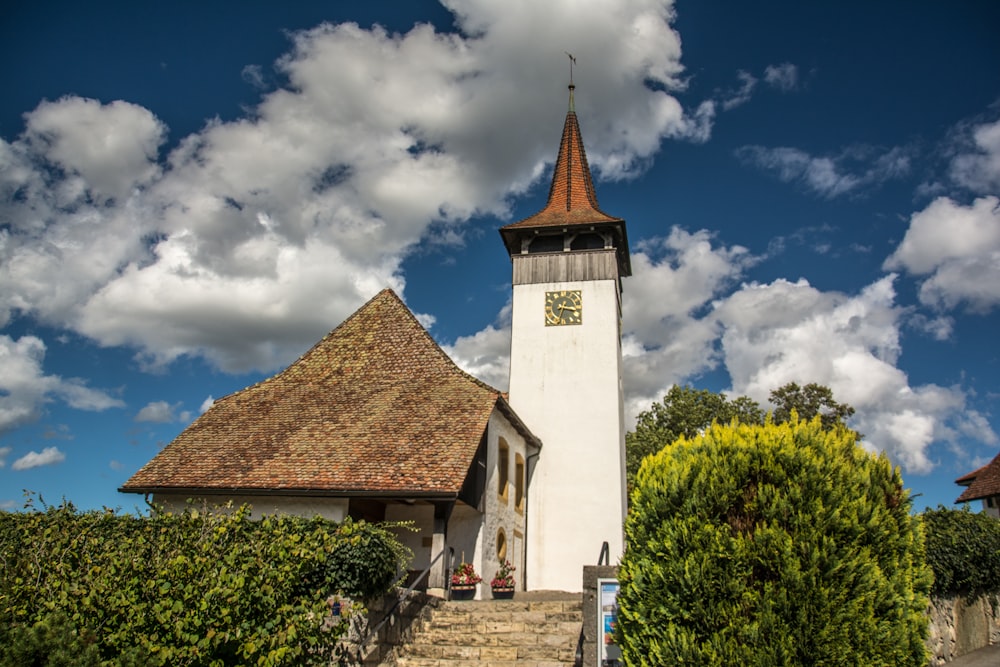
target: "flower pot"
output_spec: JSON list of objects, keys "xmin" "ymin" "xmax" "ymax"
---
[
  {"xmin": 491, "ymin": 586, "xmax": 515, "ymax": 600},
  {"xmin": 451, "ymin": 584, "xmax": 476, "ymax": 600}
]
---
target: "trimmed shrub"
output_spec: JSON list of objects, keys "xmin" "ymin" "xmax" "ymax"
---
[
  {"xmin": 618, "ymin": 418, "xmax": 931, "ymax": 667},
  {"xmin": 0, "ymin": 500, "xmax": 409, "ymax": 666},
  {"xmin": 923, "ymin": 506, "xmax": 1000, "ymax": 599}
]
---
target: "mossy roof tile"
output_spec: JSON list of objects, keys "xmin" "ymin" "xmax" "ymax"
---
[{"xmin": 121, "ymin": 289, "xmax": 537, "ymax": 497}]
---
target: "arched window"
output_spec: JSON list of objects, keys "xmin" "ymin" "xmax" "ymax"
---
[
  {"xmin": 515, "ymin": 454, "xmax": 525, "ymax": 513},
  {"xmin": 498, "ymin": 438, "xmax": 509, "ymax": 503}
]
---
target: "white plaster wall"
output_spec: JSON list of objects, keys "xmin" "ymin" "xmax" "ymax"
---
[
  {"xmin": 509, "ymin": 279, "xmax": 627, "ymax": 592},
  {"xmin": 385, "ymin": 504, "xmax": 435, "ymax": 571},
  {"xmin": 385, "ymin": 503, "xmax": 486, "ymax": 597},
  {"xmin": 980, "ymin": 498, "xmax": 999, "ymax": 518},
  {"xmin": 151, "ymin": 493, "xmax": 349, "ymax": 521},
  {"xmin": 483, "ymin": 412, "xmax": 531, "ymax": 591}
]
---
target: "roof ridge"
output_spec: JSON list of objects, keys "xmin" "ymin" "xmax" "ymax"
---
[{"xmin": 210, "ymin": 288, "xmax": 400, "ymax": 406}]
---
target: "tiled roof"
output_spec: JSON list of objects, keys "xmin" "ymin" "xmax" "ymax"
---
[
  {"xmin": 956, "ymin": 451, "xmax": 1000, "ymax": 503},
  {"xmin": 500, "ymin": 86, "xmax": 623, "ymax": 233},
  {"xmin": 121, "ymin": 289, "xmax": 538, "ymax": 498}
]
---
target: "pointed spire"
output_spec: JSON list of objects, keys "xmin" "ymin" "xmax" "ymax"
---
[
  {"xmin": 502, "ymin": 84, "xmax": 620, "ymax": 230},
  {"xmin": 498, "ymin": 82, "xmax": 631, "ymax": 277}
]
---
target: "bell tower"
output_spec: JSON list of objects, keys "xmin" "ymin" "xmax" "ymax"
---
[{"xmin": 501, "ymin": 84, "xmax": 630, "ymax": 592}]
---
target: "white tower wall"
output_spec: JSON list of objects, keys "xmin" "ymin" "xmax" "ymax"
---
[{"xmin": 510, "ymin": 277, "xmax": 627, "ymax": 592}]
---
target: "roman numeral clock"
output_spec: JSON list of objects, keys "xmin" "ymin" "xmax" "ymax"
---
[{"xmin": 545, "ymin": 290, "xmax": 582, "ymax": 326}]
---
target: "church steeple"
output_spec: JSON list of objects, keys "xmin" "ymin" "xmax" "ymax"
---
[
  {"xmin": 499, "ymin": 85, "xmax": 631, "ymax": 277},
  {"xmin": 505, "ymin": 82, "xmax": 630, "ymax": 593}
]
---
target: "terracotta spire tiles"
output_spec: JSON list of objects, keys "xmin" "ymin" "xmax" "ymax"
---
[{"xmin": 501, "ymin": 85, "xmax": 623, "ymax": 232}]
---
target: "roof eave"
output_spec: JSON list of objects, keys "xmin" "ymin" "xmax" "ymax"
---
[
  {"xmin": 119, "ymin": 486, "xmax": 462, "ymax": 500},
  {"xmin": 494, "ymin": 396, "xmax": 542, "ymax": 451}
]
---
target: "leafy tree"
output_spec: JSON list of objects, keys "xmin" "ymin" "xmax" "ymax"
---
[
  {"xmin": 770, "ymin": 381, "xmax": 855, "ymax": 430},
  {"xmin": 625, "ymin": 385, "xmax": 763, "ymax": 490},
  {"xmin": 626, "ymin": 382, "xmax": 857, "ymax": 491},
  {"xmin": 618, "ymin": 418, "xmax": 931, "ymax": 666}
]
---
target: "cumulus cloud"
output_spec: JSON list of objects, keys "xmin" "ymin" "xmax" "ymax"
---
[
  {"xmin": 443, "ymin": 299, "xmax": 514, "ymax": 391},
  {"xmin": 711, "ymin": 275, "xmax": 995, "ymax": 472},
  {"xmin": 1, "ymin": 0, "xmax": 705, "ymax": 374},
  {"xmin": 11, "ymin": 446, "xmax": 66, "ymax": 470},
  {"xmin": 0, "ymin": 335, "xmax": 124, "ymax": 436},
  {"xmin": 735, "ymin": 144, "xmax": 911, "ymax": 198},
  {"xmin": 884, "ymin": 196, "xmax": 1000, "ymax": 312},
  {"xmin": 621, "ymin": 227, "xmax": 756, "ymax": 415},
  {"xmin": 448, "ymin": 223, "xmax": 992, "ymax": 473}
]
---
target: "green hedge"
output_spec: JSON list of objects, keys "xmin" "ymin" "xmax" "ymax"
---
[
  {"xmin": 0, "ymin": 500, "xmax": 408, "ymax": 666},
  {"xmin": 923, "ymin": 506, "xmax": 1000, "ymax": 600},
  {"xmin": 618, "ymin": 418, "xmax": 932, "ymax": 667}
]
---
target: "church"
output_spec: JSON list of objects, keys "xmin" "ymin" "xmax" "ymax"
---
[{"xmin": 121, "ymin": 84, "xmax": 630, "ymax": 596}]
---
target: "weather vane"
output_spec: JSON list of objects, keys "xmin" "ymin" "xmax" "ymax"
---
[{"xmin": 565, "ymin": 52, "xmax": 576, "ymax": 86}]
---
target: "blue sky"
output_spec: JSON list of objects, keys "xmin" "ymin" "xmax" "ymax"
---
[{"xmin": 2, "ymin": 1, "xmax": 999, "ymax": 513}]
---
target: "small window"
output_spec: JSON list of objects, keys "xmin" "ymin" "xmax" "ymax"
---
[
  {"xmin": 496, "ymin": 528, "xmax": 507, "ymax": 561},
  {"xmin": 498, "ymin": 439, "xmax": 509, "ymax": 503},
  {"xmin": 528, "ymin": 235, "xmax": 563, "ymax": 253},
  {"xmin": 570, "ymin": 232, "xmax": 606, "ymax": 250},
  {"xmin": 515, "ymin": 454, "xmax": 525, "ymax": 513}
]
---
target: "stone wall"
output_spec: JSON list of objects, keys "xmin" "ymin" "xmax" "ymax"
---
[
  {"xmin": 927, "ymin": 594, "xmax": 1000, "ymax": 665},
  {"xmin": 338, "ymin": 590, "xmax": 441, "ymax": 666}
]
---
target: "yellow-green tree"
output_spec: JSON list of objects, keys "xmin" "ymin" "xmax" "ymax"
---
[{"xmin": 618, "ymin": 418, "xmax": 931, "ymax": 667}]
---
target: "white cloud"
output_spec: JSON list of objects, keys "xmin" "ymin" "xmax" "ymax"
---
[
  {"xmin": 735, "ymin": 144, "xmax": 911, "ymax": 198},
  {"xmin": 884, "ymin": 196, "xmax": 1000, "ymax": 312},
  {"xmin": 135, "ymin": 400, "xmax": 183, "ymax": 423},
  {"xmin": 711, "ymin": 275, "xmax": 995, "ymax": 473},
  {"xmin": 0, "ymin": 446, "xmax": 11, "ymax": 468},
  {"xmin": 11, "ymin": 446, "xmax": 66, "ymax": 470},
  {"xmin": 763, "ymin": 63, "xmax": 799, "ymax": 91},
  {"xmin": 199, "ymin": 396, "xmax": 215, "ymax": 413},
  {"xmin": 949, "ymin": 117, "xmax": 1000, "ymax": 194},
  {"xmin": 721, "ymin": 70, "xmax": 758, "ymax": 111},
  {"xmin": 621, "ymin": 227, "xmax": 756, "ymax": 416},
  {"xmin": 448, "ymin": 226, "xmax": 994, "ymax": 475},
  {"xmin": 0, "ymin": 335, "xmax": 124, "ymax": 435},
  {"xmin": 444, "ymin": 320, "xmax": 513, "ymax": 392},
  {"xmin": 1, "ymin": 0, "xmax": 704, "ymax": 374}
]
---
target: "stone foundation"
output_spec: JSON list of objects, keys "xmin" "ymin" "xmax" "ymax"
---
[
  {"xmin": 927, "ymin": 594, "xmax": 1000, "ymax": 665},
  {"xmin": 338, "ymin": 590, "xmax": 442, "ymax": 666}
]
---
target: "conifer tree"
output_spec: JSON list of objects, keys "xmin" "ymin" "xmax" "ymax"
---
[{"xmin": 618, "ymin": 418, "xmax": 931, "ymax": 666}]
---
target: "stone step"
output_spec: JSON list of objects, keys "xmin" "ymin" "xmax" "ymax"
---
[{"xmin": 393, "ymin": 593, "xmax": 582, "ymax": 667}]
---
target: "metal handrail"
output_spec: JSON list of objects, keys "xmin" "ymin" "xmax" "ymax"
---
[
  {"xmin": 575, "ymin": 541, "xmax": 613, "ymax": 667},
  {"xmin": 351, "ymin": 546, "xmax": 453, "ymax": 662}
]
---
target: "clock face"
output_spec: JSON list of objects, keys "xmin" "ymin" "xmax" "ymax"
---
[{"xmin": 545, "ymin": 290, "xmax": 582, "ymax": 326}]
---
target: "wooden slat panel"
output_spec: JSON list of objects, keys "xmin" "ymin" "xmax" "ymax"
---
[{"xmin": 511, "ymin": 250, "xmax": 620, "ymax": 285}]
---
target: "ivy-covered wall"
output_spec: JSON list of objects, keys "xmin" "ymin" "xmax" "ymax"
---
[{"xmin": 922, "ymin": 506, "xmax": 1000, "ymax": 662}]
